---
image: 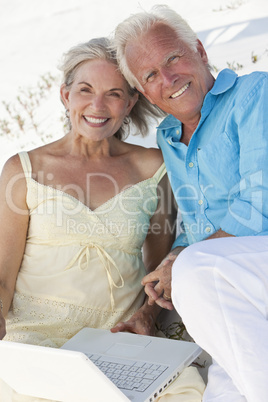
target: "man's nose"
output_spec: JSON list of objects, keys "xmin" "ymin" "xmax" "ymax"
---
[{"xmin": 160, "ymin": 67, "xmax": 177, "ymax": 87}]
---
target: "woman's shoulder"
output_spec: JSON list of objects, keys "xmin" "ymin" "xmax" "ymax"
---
[
  {"xmin": 1, "ymin": 153, "xmax": 24, "ymax": 178},
  {"xmin": 124, "ymin": 143, "xmax": 164, "ymax": 178},
  {"xmin": 0, "ymin": 145, "xmax": 54, "ymax": 182},
  {"xmin": 125, "ymin": 143, "xmax": 163, "ymax": 162},
  {"xmin": 0, "ymin": 154, "xmax": 29, "ymax": 201},
  {"xmin": 135, "ymin": 144, "xmax": 163, "ymax": 164},
  {"xmin": 27, "ymin": 138, "xmax": 66, "ymax": 170},
  {"xmin": 28, "ymin": 138, "xmax": 63, "ymax": 157}
]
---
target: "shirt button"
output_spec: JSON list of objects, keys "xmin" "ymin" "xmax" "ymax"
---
[
  {"xmin": 198, "ymin": 200, "xmax": 203, "ymax": 205},
  {"xmin": 205, "ymin": 226, "xmax": 211, "ymax": 233},
  {"xmin": 176, "ymin": 130, "xmax": 179, "ymax": 135},
  {"xmin": 188, "ymin": 162, "xmax": 194, "ymax": 168},
  {"xmin": 168, "ymin": 139, "xmax": 172, "ymax": 145}
]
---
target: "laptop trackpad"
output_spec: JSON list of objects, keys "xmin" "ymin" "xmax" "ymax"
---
[{"xmin": 106, "ymin": 340, "xmax": 151, "ymax": 358}]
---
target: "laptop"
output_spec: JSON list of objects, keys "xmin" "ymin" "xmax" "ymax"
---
[{"xmin": 0, "ymin": 327, "xmax": 202, "ymax": 402}]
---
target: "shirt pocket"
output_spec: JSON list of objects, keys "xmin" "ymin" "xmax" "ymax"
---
[{"xmin": 197, "ymin": 131, "xmax": 240, "ymax": 199}]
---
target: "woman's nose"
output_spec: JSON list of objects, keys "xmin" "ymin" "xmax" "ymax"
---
[{"xmin": 90, "ymin": 95, "xmax": 106, "ymax": 110}]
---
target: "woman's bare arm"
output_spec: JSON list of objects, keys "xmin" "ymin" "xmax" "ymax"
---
[{"xmin": 0, "ymin": 155, "xmax": 29, "ymax": 339}]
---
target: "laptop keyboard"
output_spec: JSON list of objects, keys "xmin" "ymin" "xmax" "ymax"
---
[{"xmin": 86, "ymin": 353, "xmax": 168, "ymax": 392}]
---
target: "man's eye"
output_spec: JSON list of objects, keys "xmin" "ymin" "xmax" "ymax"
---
[
  {"xmin": 169, "ymin": 56, "xmax": 179, "ymax": 63},
  {"xmin": 81, "ymin": 88, "xmax": 91, "ymax": 93},
  {"xmin": 146, "ymin": 72, "xmax": 156, "ymax": 82}
]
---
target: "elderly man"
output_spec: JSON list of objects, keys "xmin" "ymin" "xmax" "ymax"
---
[{"xmin": 114, "ymin": 5, "xmax": 268, "ymax": 402}]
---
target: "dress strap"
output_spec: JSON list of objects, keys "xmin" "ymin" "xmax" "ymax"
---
[
  {"xmin": 18, "ymin": 151, "xmax": 32, "ymax": 179},
  {"xmin": 153, "ymin": 162, "xmax": 166, "ymax": 183}
]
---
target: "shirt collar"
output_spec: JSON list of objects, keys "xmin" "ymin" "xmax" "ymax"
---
[
  {"xmin": 210, "ymin": 68, "xmax": 238, "ymax": 95},
  {"xmin": 157, "ymin": 114, "xmax": 181, "ymax": 130}
]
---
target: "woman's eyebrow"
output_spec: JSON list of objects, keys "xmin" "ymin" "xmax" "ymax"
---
[
  {"xmin": 109, "ymin": 88, "xmax": 124, "ymax": 92},
  {"xmin": 78, "ymin": 81, "xmax": 92, "ymax": 87},
  {"xmin": 78, "ymin": 82, "xmax": 124, "ymax": 92}
]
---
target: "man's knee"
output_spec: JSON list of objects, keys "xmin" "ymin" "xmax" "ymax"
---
[
  {"xmin": 173, "ymin": 241, "xmax": 210, "ymax": 277},
  {"xmin": 171, "ymin": 240, "xmax": 219, "ymax": 297},
  {"xmin": 172, "ymin": 243, "xmax": 202, "ymax": 295}
]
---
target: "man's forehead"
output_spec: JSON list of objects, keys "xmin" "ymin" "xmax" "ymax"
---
[
  {"xmin": 125, "ymin": 23, "xmax": 183, "ymax": 61},
  {"xmin": 125, "ymin": 24, "xmax": 182, "ymax": 72}
]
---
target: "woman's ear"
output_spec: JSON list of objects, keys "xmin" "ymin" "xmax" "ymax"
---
[
  {"xmin": 126, "ymin": 92, "xmax": 139, "ymax": 115},
  {"xmin": 60, "ymin": 83, "xmax": 70, "ymax": 109}
]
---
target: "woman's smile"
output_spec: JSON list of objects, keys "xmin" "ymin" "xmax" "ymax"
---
[{"xmin": 83, "ymin": 115, "xmax": 109, "ymax": 126}]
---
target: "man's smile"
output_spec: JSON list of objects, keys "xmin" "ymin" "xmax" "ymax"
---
[{"xmin": 170, "ymin": 83, "xmax": 190, "ymax": 99}]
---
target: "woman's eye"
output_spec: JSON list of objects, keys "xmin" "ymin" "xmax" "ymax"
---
[
  {"xmin": 80, "ymin": 87, "xmax": 92, "ymax": 95},
  {"xmin": 109, "ymin": 92, "xmax": 121, "ymax": 98}
]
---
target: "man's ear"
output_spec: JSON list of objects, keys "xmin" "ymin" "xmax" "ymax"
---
[
  {"xmin": 196, "ymin": 39, "xmax": 209, "ymax": 64},
  {"xmin": 60, "ymin": 84, "xmax": 70, "ymax": 109}
]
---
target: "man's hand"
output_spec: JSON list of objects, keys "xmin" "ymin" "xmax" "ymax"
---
[
  {"xmin": 141, "ymin": 254, "xmax": 176, "ymax": 309},
  {"xmin": 141, "ymin": 246, "xmax": 185, "ymax": 309}
]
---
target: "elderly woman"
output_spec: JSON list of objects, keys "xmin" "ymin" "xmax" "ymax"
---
[{"xmin": 0, "ymin": 37, "xmax": 204, "ymax": 401}]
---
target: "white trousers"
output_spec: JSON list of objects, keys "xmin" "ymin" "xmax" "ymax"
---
[{"xmin": 171, "ymin": 236, "xmax": 268, "ymax": 402}]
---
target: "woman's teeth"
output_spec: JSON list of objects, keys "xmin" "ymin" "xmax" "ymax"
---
[{"xmin": 84, "ymin": 116, "xmax": 108, "ymax": 123}]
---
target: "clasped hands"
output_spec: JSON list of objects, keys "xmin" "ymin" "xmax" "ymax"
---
[{"xmin": 141, "ymin": 253, "xmax": 177, "ymax": 310}]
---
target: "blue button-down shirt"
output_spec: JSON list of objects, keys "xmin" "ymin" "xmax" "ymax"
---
[{"xmin": 157, "ymin": 69, "xmax": 268, "ymax": 247}]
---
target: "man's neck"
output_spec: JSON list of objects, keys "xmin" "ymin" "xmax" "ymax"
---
[{"xmin": 180, "ymin": 120, "xmax": 199, "ymax": 146}]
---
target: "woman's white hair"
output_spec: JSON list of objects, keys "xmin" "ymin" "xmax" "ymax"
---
[
  {"xmin": 113, "ymin": 5, "xmax": 198, "ymax": 90},
  {"xmin": 58, "ymin": 37, "xmax": 166, "ymax": 140}
]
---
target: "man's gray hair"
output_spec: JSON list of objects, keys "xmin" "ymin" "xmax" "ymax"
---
[{"xmin": 113, "ymin": 5, "xmax": 198, "ymax": 90}]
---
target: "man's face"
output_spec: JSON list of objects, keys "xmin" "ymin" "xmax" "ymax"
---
[{"xmin": 125, "ymin": 24, "xmax": 214, "ymax": 123}]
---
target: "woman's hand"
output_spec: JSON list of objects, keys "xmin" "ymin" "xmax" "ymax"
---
[{"xmin": 111, "ymin": 300, "xmax": 161, "ymax": 336}]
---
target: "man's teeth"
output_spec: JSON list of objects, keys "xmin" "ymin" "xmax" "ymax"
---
[
  {"xmin": 171, "ymin": 83, "xmax": 189, "ymax": 98},
  {"xmin": 84, "ymin": 116, "xmax": 108, "ymax": 124}
]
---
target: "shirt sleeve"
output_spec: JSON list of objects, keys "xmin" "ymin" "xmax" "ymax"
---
[
  {"xmin": 172, "ymin": 234, "xmax": 189, "ymax": 249},
  {"xmin": 220, "ymin": 73, "xmax": 268, "ymax": 236}
]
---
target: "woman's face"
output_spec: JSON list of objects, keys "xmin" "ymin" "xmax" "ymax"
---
[{"xmin": 61, "ymin": 59, "xmax": 137, "ymax": 141}]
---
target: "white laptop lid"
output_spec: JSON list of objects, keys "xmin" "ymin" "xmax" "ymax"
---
[
  {"xmin": 0, "ymin": 339, "xmax": 127, "ymax": 402},
  {"xmin": 0, "ymin": 328, "xmax": 202, "ymax": 402}
]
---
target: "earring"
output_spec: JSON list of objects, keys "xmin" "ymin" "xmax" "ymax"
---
[{"xmin": 65, "ymin": 109, "xmax": 70, "ymax": 118}]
